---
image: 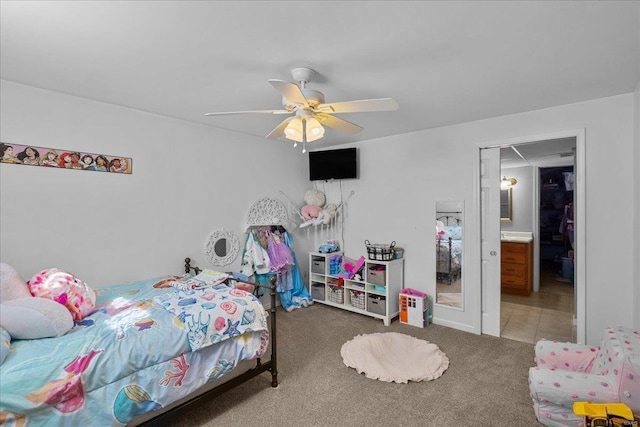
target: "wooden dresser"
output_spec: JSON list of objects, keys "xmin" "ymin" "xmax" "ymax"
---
[{"xmin": 501, "ymin": 241, "xmax": 533, "ymax": 296}]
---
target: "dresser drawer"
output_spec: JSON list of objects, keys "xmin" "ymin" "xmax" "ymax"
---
[
  {"xmin": 501, "ymin": 273, "xmax": 526, "ymax": 289},
  {"xmin": 501, "ymin": 243, "xmax": 527, "ymax": 264},
  {"xmin": 502, "ymin": 242, "xmax": 527, "ymax": 254},
  {"xmin": 501, "ymin": 263, "xmax": 526, "ymax": 277},
  {"xmin": 501, "ymin": 241, "xmax": 531, "ymax": 296},
  {"xmin": 502, "ymin": 252, "xmax": 526, "ymax": 264}
]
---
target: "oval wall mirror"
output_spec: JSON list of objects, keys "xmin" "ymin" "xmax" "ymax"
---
[{"xmin": 205, "ymin": 229, "xmax": 240, "ymax": 267}]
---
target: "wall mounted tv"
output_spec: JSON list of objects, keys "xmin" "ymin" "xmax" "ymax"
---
[{"xmin": 309, "ymin": 148, "xmax": 358, "ymax": 181}]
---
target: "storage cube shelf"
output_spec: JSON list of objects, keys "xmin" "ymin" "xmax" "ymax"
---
[
  {"xmin": 311, "ymin": 282, "xmax": 325, "ymax": 301},
  {"xmin": 367, "ymin": 294, "xmax": 386, "ymax": 315},
  {"xmin": 367, "ymin": 265, "xmax": 387, "ymax": 286},
  {"xmin": 308, "ymin": 252, "xmax": 404, "ymax": 326},
  {"xmin": 349, "ymin": 290, "xmax": 366, "ymax": 310},
  {"xmin": 327, "ymin": 285, "xmax": 344, "ymax": 304}
]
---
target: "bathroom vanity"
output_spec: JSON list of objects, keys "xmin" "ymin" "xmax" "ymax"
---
[{"xmin": 501, "ymin": 232, "xmax": 533, "ymax": 296}]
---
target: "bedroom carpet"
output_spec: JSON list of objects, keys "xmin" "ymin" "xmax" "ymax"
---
[
  {"xmin": 340, "ymin": 332, "xmax": 449, "ymax": 383},
  {"xmin": 154, "ymin": 303, "xmax": 540, "ymax": 427}
]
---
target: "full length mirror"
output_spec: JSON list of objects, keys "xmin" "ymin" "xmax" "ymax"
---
[{"xmin": 435, "ymin": 201, "xmax": 463, "ymax": 309}]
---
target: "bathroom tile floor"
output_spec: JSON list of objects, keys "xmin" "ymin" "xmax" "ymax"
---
[{"xmin": 500, "ymin": 261, "xmax": 576, "ymax": 344}]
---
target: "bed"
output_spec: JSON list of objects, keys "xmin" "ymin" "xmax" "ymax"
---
[
  {"xmin": 436, "ymin": 215, "xmax": 462, "ymax": 286},
  {"xmin": 0, "ymin": 258, "xmax": 278, "ymax": 427}
]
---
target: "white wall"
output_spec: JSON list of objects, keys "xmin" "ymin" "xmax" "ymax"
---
[
  {"xmin": 322, "ymin": 93, "xmax": 635, "ymax": 345},
  {"xmin": 500, "ymin": 166, "xmax": 534, "ymax": 233},
  {"xmin": 2, "ymin": 80, "xmax": 637, "ymax": 344},
  {"xmin": 0, "ymin": 80, "xmax": 312, "ymax": 290}
]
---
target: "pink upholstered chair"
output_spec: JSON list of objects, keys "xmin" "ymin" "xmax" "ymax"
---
[{"xmin": 529, "ymin": 325, "xmax": 640, "ymax": 426}]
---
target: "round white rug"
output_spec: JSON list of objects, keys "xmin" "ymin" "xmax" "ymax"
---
[{"xmin": 340, "ymin": 332, "xmax": 449, "ymax": 384}]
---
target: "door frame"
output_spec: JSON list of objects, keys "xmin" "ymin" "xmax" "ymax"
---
[{"xmin": 475, "ymin": 129, "xmax": 586, "ymax": 344}]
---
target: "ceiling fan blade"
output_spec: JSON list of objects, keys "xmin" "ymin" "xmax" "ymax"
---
[
  {"xmin": 204, "ymin": 109, "xmax": 290, "ymax": 116},
  {"xmin": 315, "ymin": 113, "xmax": 363, "ymax": 135},
  {"xmin": 317, "ymin": 98, "xmax": 399, "ymax": 114},
  {"xmin": 266, "ymin": 116, "xmax": 295, "ymax": 139},
  {"xmin": 268, "ymin": 79, "xmax": 309, "ymax": 108}
]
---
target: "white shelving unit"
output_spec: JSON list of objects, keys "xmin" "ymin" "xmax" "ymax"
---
[{"xmin": 308, "ymin": 252, "xmax": 404, "ymax": 326}]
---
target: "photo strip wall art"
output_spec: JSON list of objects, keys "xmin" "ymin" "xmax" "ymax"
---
[{"xmin": 0, "ymin": 142, "xmax": 131, "ymax": 174}]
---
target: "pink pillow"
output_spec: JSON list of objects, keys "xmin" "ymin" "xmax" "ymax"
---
[{"xmin": 28, "ymin": 268, "xmax": 96, "ymax": 321}]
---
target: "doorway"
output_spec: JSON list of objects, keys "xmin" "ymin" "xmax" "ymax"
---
[
  {"xmin": 477, "ymin": 130, "xmax": 585, "ymax": 344},
  {"xmin": 500, "ymin": 159, "xmax": 576, "ymax": 344}
]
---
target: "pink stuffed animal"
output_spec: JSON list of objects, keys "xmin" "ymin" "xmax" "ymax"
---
[{"xmin": 300, "ymin": 189, "xmax": 326, "ymax": 220}]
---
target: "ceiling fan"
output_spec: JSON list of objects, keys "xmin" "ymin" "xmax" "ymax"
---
[{"xmin": 204, "ymin": 67, "xmax": 399, "ymax": 151}]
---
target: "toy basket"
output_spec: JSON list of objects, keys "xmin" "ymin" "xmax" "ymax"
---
[
  {"xmin": 349, "ymin": 290, "xmax": 366, "ymax": 310},
  {"xmin": 328, "ymin": 285, "xmax": 344, "ymax": 304},
  {"xmin": 365, "ymin": 240, "xmax": 396, "ymax": 261}
]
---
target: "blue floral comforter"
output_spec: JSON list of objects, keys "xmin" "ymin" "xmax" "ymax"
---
[{"xmin": 0, "ymin": 276, "xmax": 269, "ymax": 426}]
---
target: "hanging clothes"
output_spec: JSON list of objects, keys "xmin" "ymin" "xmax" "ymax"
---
[
  {"xmin": 240, "ymin": 231, "xmax": 271, "ymax": 277},
  {"xmin": 240, "ymin": 227, "xmax": 312, "ymax": 312},
  {"xmin": 266, "ymin": 232, "xmax": 293, "ymax": 273},
  {"xmin": 283, "ymin": 230, "xmax": 312, "ymax": 309}
]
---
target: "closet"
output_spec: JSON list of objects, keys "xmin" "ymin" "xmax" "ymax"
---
[{"xmin": 539, "ymin": 166, "xmax": 574, "ymax": 280}]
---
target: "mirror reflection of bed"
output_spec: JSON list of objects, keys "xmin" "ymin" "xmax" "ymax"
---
[{"xmin": 435, "ymin": 201, "xmax": 463, "ymax": 309}]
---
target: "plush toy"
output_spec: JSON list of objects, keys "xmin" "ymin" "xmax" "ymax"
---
[
  {"xmin": 301, "ymin": 189, "xmax": 326, "ymax": 220},
  {"xmin": 315, "ymin": 203, "xmax": 338, "ymax": 225},
  {"xmin": 300, "ymin": 189, "xmax": 342, "ymax": 228}
]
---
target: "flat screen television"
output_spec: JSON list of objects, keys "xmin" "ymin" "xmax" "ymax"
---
[{"xmin": 309, "ymin": 148, "xmax": 357, "ymax": 181}]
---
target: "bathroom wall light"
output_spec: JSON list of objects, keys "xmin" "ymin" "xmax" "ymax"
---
[{"xmin": 501, "ymin": 176, "xmax": 517, "ymax": 190}]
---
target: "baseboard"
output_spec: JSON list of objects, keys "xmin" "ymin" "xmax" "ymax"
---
[{"xmin": 431, "ymin": 317, "xmax": 479, "ymax": 335}]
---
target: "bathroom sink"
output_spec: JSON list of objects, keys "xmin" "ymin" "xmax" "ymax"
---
[
  {"xmin": 501, "ymin": 231, "xmax": 533, "ymax": 243},
  {"xmin": 501, "ymin": 236, "xmax": 532, "ymax": 242}
]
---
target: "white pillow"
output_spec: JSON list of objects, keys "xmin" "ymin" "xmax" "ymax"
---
[
  {"xmin": 0, "ymin": 297, "xmax": 74, "ymax": 339},
  {"xmin": 194, "ymin": 269, "xmax": 229, "ymax": 285},
  {"xmin": 170, "ymin": 269, "xmax": 229, "ymax": 291},
  {"xmin": 0, "ymin": 263, "xmax": 32, "ymax": 302}
]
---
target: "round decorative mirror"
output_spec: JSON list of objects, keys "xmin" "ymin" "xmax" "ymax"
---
[{"xmin": 205, "ymin": 229, "xmax": 240, "ymax": 267}]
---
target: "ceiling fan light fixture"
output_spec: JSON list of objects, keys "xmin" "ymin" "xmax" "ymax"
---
[
  {"xmin": 204, "ymin": 66, "xmax": 397, "ymax": 148},
  {"xmin": 284, "ymin": 118, "xmax": 304, "ymax": 142},
  {"xmin": 305, "ymin": 117, "xmax": 325, "ymax": 142},
  {"xmin": 284, "ymin": 116, "xmax": 325, "ymax": 144}
]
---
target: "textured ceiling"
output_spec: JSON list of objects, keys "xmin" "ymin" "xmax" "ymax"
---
[{"xmin": 1, "ymin": 1, "xmax": 638, "ymax": 150}]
